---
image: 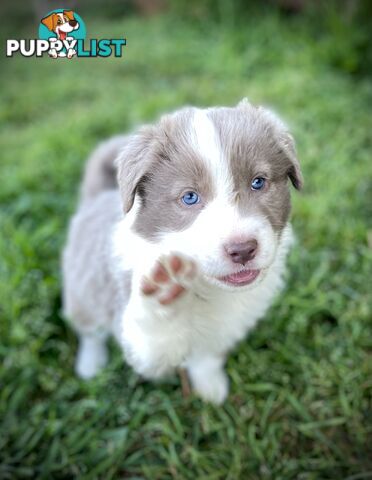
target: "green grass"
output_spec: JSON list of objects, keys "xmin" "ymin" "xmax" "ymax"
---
[{"xmin": 1, "ymin": 10, "xmax": 372, "ymax": 479}]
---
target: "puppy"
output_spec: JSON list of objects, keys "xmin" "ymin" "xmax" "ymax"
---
[
  {"xmin": 62, "ymin": 99, "xmax": 303, "ymax": 404},
  {"xmin": 41, "ymin": 10, "xmax": 79, "ymax": 58}
]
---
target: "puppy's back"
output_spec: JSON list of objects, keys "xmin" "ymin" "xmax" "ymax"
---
[{"xmin": 62, "ymin": 136, "xmax": 129, "ymax": 335}]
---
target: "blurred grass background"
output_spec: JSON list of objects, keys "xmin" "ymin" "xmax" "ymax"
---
[{"xmin": 0, "ymin": 0, "xmax": 371, "ymax": 478}]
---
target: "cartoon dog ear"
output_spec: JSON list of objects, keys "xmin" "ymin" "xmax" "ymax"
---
[
  {"xmin": 116, "ymin": 126, "xmax": 157, "ymax": 213},
  {"xmin": 63, "ymin": 10, "xmax": 75, "ymax": 20},
  {"xmin": 41, "ymin": 13, "xmax": 57, "ymax": 31}
]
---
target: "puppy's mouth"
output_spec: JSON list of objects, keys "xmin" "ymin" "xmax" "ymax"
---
[
  {"xmin": 218, "ymin": 268, "xmax": 260, "ymax": 286},
  {"xmin": 57, "ymin": 29, "xmax": 67, "ymax": 40}
]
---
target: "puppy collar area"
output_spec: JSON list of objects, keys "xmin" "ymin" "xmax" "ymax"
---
[{"xmin": 6, "ymin": 38, "xmax": 127, "ymax": 58}]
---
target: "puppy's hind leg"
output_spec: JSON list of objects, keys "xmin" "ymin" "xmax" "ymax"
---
[{"xmin": 75, "ymin": 332, "xmax": 108, "ymax": 379}]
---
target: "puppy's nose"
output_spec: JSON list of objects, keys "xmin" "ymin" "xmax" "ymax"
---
[
  {"xmin": 225, "ymin": 239, "xmax": 258, "ymax": 265},
  {"xmin": 69, "ymin": 19, "xmax": 77, "ymax": 27}
]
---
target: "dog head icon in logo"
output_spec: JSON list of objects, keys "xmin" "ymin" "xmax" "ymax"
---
[{"xmin": 39, "ymin": 9, "xmax": 86, "ymax": 58}]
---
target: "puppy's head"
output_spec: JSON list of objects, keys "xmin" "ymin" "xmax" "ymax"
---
[
  {"xmin": 117, "ymin": 100, "xmax": 302, "ymax": 290},
  {"xmin": 41, "ymin": 10, "xmax": 79, "ymax": 39}
]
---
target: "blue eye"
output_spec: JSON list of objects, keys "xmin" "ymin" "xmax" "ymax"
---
[
  {"xmin": 182, "ymin": 191, "xmax": 200, "ymax": 205},
  {"xmin": 251, "ymin": 177, "xmax": 266, "ymax": 190}
]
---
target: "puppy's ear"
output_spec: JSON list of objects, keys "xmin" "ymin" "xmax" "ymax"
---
[
  {"xmin": 257, "ymin": 106, "xmax": 303, "ymax": 190},
  {"xmin": 116, "ymin": 126, "xmax": 156, "ymax": 213},
  {"xmin": 64, "ymin": 10, "xmax": 75, "ymax": 20},
  {"xmin": 279, "ymin": 131, "xmax": 303, "ymax": 190},
  {"xmin": 41, "ymin": 13, "xmax": 57, "ymax": 31}
]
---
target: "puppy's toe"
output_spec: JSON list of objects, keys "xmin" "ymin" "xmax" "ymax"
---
[
  {"xmin": 169, "ymin": 255, "xmax": 183, "ymax": 274},
  {"xmin": 159, "ymin": 284, "xmax": 185, "ymax": 305},
  {"xmin": 168, "ymin": 254, "xmax": 197, "ymax": 283},
  {"xmin": 153, "ymin": 262, "xmax": 170, "ymax": 283},
  {"xmin": 141, "ymin": 279, "xmax": 159, "ymax": 296}
]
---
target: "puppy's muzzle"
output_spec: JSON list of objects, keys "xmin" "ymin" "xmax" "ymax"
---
[{"xmin": 225, "ymin": 239, "xmax": 258, "ymax": 265}]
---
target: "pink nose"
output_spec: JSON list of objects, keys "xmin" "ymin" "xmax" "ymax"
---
[{"xmin": 225, "ymin": 239, "xmax": 258, "ymax": 265}]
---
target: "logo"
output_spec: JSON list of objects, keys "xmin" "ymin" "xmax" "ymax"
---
[
  {"xmin": 6, "ymin": 9, "xmax": 126, "ymax": 59},
  {"xmin": 39, "ymin": 9, "xmax": 86, "ymax": 58}
]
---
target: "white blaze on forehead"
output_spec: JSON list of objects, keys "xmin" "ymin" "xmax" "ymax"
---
[
  {"xmin": 191, "ymin": 109, "xmax": 233, "ymax": 194},
  {"xmin": 192, "ymin": 109, "xmax": 221, "ymax": 166}
]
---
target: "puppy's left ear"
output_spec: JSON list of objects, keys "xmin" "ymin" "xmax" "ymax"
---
[
  {"xmin": 41, "ymin": 13, "xmax": 57, "ymax": 31},
  {"xmin": 279, "ymin": 131, "xmax": 303, "ymax": 190},
  {"xmin": 258, "ymin": 106, "xmax": 303, "ymax": 190},
  {"xmin": 64, "ymin": 10, "xmax": 75, "ymax": 20},
  {"xmin": 240, "ymin": 102, "xmax": 303, "ymax": 189}
]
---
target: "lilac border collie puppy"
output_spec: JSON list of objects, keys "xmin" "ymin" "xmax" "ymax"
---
[{"xmin": 62, "ymin": 99, "xmax": 303, "ymax": 404}]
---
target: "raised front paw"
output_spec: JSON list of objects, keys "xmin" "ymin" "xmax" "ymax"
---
[{"xmin": 141, "ymin": 254, "xmax": 197, "ymax": 305}]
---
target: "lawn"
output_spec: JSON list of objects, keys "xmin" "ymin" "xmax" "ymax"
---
[{"xmin": 0, "ymin": 9, "xmax": 371, "ymax": 479}]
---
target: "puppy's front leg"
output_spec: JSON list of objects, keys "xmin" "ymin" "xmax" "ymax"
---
[
  {"xmin": 67, "ymin": 49, "xmax": 76, "ymax": 59},
  {"xmin": 121, "ymin": 254, "xmax": 197, "ymax": 379},
  {"xmin": 186, "ymin": 353, "xmax": 229, "ymax": 405},
  {"xmin": 48, "ymin": 48, "xmax": 58, "ymax": 58},
  {"xmin": 66, "ymin": 39, "xmax": 77, "ymax": 59}
]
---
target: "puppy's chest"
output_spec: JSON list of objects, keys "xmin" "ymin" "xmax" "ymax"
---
[{"xmin": 169, "ymin": 290, "xmax": 264, "ymax": 351}]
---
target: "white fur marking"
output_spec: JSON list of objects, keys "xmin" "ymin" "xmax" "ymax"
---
[
  {"xmin": 192, "ymin": 109, "xmax": 221, "ymax": 168},
  {"xmin": 192, "ymin": 109, "xmax": 233, "ymax": 197}
]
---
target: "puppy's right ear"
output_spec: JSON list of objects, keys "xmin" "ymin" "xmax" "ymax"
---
[
  {"xmin": 41, "ymin": 13, "xmax": 57, "ymax": 31},
  {"xmin": 64, "ymin": 10, "xmax": 75, "ymax": 20},
  {"xmin": 116, "ymin": 126, "xmax": 156, "ymax": 213}
]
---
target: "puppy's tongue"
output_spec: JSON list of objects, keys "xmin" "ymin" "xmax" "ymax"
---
[
  {"xmin": 220, "ymin": 269, "xmax": 260, "ymax": 286},
  {"xmin": 59, "ymin": 31, "xmax": 67, "ymax": 41}
]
